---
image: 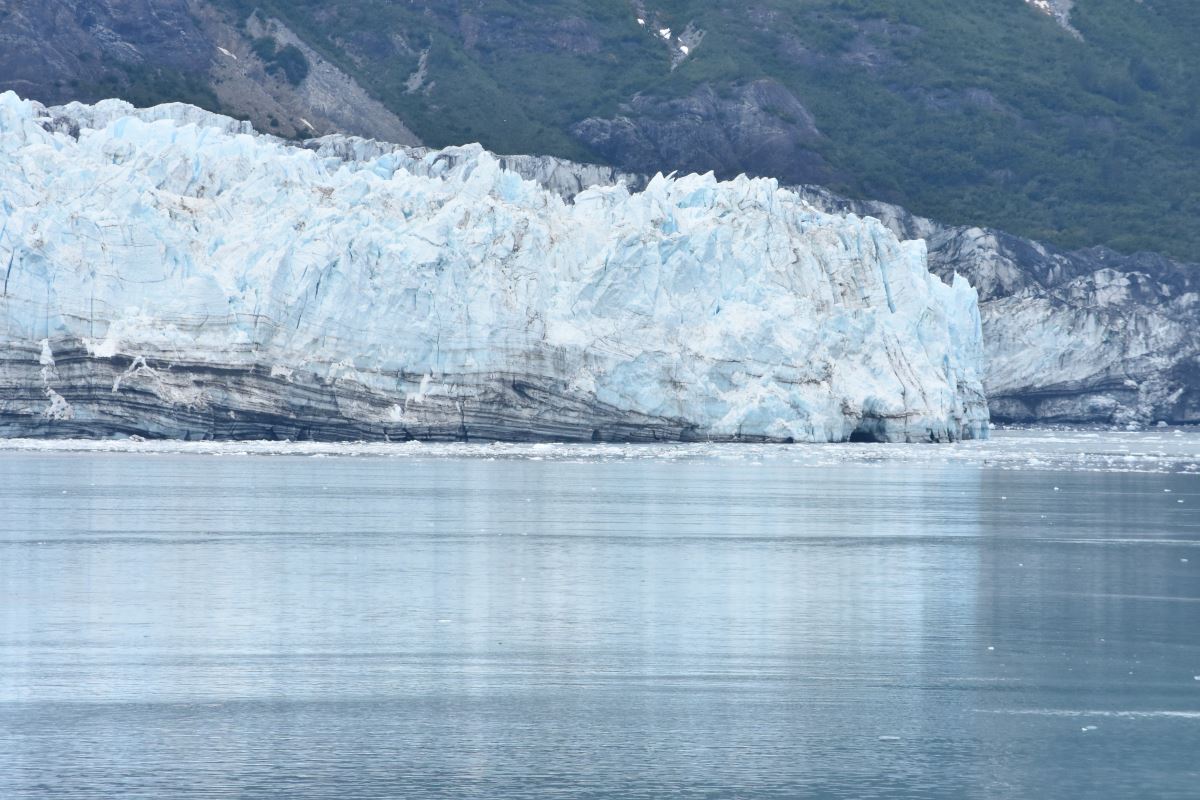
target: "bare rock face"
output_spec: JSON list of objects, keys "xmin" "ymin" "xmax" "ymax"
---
[
  {"xmin": 0, "ymin": 0, "xmax": 213, "ymax": 102},
  {"xmin": 232, "ymin": 12, "xmax": 420, "ymax": 145},
  {"xmin": 572, "ymin": 79, "xmax": 836, "ymax": 188},
  {"xmin": 0, "ymin": 0, "xmax": 421, "ymax": 146}
]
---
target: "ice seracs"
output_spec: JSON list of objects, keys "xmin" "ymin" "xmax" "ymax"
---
[
  {"xmin": 790, "ymin": 185, "xmax": 1200, "ymax": 426},
  {"xmin": 0, "ymin": 92, "xmax": 988, "ymax": 442}
]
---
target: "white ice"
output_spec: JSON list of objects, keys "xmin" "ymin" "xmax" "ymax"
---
[{"xmin": 0, "ymin": 92, "xmax": 988, "ymax": 442}]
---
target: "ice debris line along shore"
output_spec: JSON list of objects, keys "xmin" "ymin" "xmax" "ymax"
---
[{"xmin": 0, "ymin": 92, "xmax": 987, "ymax": 443}]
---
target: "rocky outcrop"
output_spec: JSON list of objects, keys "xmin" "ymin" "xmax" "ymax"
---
[
  {"xmin": 230, "ymin": 11, "xmax": 420, "ymax": 144},
  {"xmin": 0, "ymin": 93, "xmax": 987, "ymax": 443},
  {"xmin": 0, "ymin": 0, "xmax": 213, "ymax": 102},
  {"xmin": 0, "ymin": 0, "xmax": 421, "ymax": 145}
]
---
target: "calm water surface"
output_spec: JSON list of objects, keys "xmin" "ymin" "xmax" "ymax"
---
[{"xmin": 1, "ymin": 431, "xmax": 1198, "ymax": 799}]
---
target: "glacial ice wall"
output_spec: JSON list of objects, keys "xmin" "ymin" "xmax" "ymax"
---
[
  {"xmin": 0, "ymin": 93, "xmax": 987, "ymax": 442},
  {"xmin": 791, "ymin": 186, "xmax": 1200, "ymax": 425}
]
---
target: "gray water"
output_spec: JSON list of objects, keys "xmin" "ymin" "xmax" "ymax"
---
[{"xmin": 1, "ymin": 431, "xmax": 1198, "ymax": 799}]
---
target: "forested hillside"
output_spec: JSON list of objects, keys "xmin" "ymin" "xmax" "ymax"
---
[{"xmin": 3, "ymin": 0, "xmax": 1198, "ymax": 257}]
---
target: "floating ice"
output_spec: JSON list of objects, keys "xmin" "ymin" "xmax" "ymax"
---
[{"xmin": 1, "ymin": 430, "xmax": 1197, "ymax": 473}]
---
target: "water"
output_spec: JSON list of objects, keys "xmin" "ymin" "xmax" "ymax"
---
[{"xmin": 1, "ymin": 430, "xmax": 1198, "ymax": 799}]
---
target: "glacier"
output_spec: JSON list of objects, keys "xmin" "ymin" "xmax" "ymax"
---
[
  {"xmin": 317, "ymin": 136, "xmax": 1200, "ymax": 428},
  {"xmin": 788, "ymin": 187, "xmax": 1200, "ymax": 426},
  {"xmin": 0, "ymin": 92, "xmax": 987, "ymax": 442}
]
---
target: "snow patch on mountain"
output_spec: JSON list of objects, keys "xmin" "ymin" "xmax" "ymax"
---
[{"xmin": 1025, "ymin": 0, "xmax": 1082, "ymax": 39}]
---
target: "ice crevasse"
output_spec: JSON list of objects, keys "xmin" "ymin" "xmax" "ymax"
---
[{"xmin": 0, "ymin": 92, "xmax": 988, "ymax": 442}]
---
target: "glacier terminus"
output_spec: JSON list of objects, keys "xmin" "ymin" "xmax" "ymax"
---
[{"xmin": 0, "ymin": 92, "xmax": 987, "ymax": 443}]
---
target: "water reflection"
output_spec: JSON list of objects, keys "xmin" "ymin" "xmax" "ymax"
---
[{"xmin": 0, "ymin": 439, "xmax": 1197, "ymax": 798}]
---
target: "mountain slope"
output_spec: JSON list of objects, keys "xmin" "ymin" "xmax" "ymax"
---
[
  {"xmin": 0, "ymin": 0, "xmax": 420, "ymax": 143},
  {"xmin": 211, "ymin": 0, "xmax": 1200, "ymax": 258},
  {"xmin": 2, "ymin": 0, "xmax": 1197, "ymax": 259}
]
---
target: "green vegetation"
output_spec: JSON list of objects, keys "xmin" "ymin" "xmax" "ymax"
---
[
  {"xmin": 207, "ymin": 0, "xmax": 1200, "ymax": 258},
  {"xmin": 83, "ymin": 63, "xmax": 224, "ymax": 112},
  {"xmin": 252, "ymin": 37, "xmax": 310, "ymax": 86}
]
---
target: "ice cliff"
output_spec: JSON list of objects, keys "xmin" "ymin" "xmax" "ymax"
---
[
  {"xmin": 0, "ymin": 92, "xmax": 987, "ymax": 442},
  {"xmin": 313, "ymin": 134, "xmax": 1200, "ymax": 427},
  {"xmin": 792, "ymin": 187, "xmax": 1200, "ymax": 426}
]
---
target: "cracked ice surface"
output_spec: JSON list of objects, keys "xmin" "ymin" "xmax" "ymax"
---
[{"xmin": 0, "ymin": 92, "xmax": 986, "ymax": 442}]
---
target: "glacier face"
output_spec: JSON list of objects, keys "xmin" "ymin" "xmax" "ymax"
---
[
  {"xmin": 0, "ymin": 92, "xmax": 987, "ymax": 442},
  {"xmin": 790, "ymin": 186, "xmax": 1200, "ymax": 426}
]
